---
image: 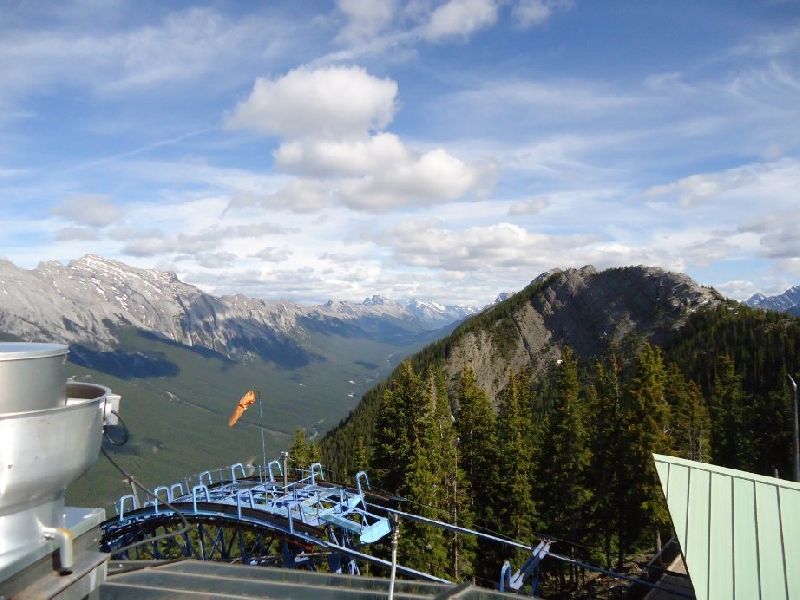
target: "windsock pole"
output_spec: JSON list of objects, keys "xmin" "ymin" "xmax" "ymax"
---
[{"xmin": 257, "ymin": 390, "xmax": 267, "ymax": 475}]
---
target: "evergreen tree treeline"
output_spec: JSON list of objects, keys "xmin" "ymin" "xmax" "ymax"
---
[{"xmin": 314, "ymin": 302, "xmax": 800, "ymax": 584}]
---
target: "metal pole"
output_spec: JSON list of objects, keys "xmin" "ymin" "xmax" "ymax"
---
[
  {"xmin": 257, "ymin": 390, "xmax": 267, "ymax": 475},
  {"xmin": 388, "ymin": 513, "xmax": 399, "ymax": 600},
  {"xmin": 788, "ymin": 375, "xmax": 799, "ymax": 482}
]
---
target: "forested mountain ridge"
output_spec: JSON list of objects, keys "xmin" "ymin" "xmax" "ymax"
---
[
  {"xmin": 435, "ymin": 265, "xmax": 719, "ymax": 402},
  {"xmin": 317, "ymin": 265, "xmax": 800, "ymax": 590},
  {"xmin": 320, "ymin": 265, "xmax": 720, "ymax": 469}
]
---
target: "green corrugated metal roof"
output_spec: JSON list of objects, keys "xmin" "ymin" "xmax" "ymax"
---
[{"xmin": 653, "ymin": 454, "xmax": 800, "ymax": 600}]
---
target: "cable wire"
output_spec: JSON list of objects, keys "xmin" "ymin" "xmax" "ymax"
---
[{"xmin": 100, "ymin": 446, "xmax": 190, "ymax": 555}]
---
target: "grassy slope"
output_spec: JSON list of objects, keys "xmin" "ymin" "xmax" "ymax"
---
[{"xmin": 64, "ymin": 327, "xmax": 429, "ymax": 508}]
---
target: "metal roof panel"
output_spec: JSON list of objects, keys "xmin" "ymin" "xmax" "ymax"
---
[{"xmin": 653, "ymin": 454, "xmax": 800, "ymax": 600}]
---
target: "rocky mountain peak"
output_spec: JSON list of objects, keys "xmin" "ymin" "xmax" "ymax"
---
[
  {"xmin": 746, "ymin": 286, "xmax": 800, "ymax": 315},
  {"xmin": 441, "ymin": 265, "xmax": 721, "ymax": 402}
]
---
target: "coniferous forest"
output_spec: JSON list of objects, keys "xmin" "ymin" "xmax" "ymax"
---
[{"xmin": 316, "ymin": 299, "xmax": 800, "ymax": 591}]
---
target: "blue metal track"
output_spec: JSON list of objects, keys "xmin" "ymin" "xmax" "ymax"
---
[{"xmin": 101, "ymin": 461, "xmax": 449, "ymax": 583}]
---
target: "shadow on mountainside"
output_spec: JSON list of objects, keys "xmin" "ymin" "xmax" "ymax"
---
[{"xmin": 68, "ymin": 344, "xmax": 180, "ymax": 379}]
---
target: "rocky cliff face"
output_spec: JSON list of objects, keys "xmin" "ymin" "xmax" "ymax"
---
[
  {"xmin": 440, "ymin": 265, "xmax": 722, "ymax": 402},
  {"xmin": 0, "ymin": 255, "xmax": 476, "ymax": 360}
]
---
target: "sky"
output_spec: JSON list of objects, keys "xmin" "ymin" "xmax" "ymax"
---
[{"xmin": 2, "ymin": 0, "xmax": 800, "ymax": 307}]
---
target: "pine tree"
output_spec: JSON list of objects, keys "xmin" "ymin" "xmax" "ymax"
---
[
  {"xmin": 493, "ymin": 369, "xmax": 537, "ymax": 569},
  {"xmin": 455, "ymin": 367, "xmax": 498, "ymax": 510},
  {"xmin": 665, "ymin": 363, "xmax": 711, "ymax": 462},
  {"xmin": 371, "ymin": 361, "xmax": 450, "ymax": 578},
  {"xmin": 586, "ymin": 355, "xmax": 624, "ymax": 569},
  {"xmin": 709, "ymin": 355, "xmax": 751, "ymax": 468},
  {"xmin": 536, "ymin": 348, "xmax": 592, "ymax": 547},
  {"xmin": 425, "ymin": 367, "xmax": 475, "ymax": 581},
  {"xmin": 372, "ymin": 360, "xmax": 428, "ymax": 493},
  {"xmin": 617, "ymin": 343, "xmax": 672, "ymax": 564},
  {"xmin": 288, "ymin": 429, "xmax": 321, "ymax": 473},
  {"xmin": 454, "ymin": 366, "xmax": 496, "ymax": 581},
  {"xmin": 352, "ymin": 436, "xmax": 368, "ymax": 475}
]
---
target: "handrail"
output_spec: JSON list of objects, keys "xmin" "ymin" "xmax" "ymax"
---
[
  {"xmin": 267, "ymin": 460, "xmax": 282, "ymax": 483},
  {"xmin": 192, "ymin": 484, "xmax": 210, "ymax": 512},
  {"xmin": 309, "ymin": 462, "xmax": 324, "ymax": 485},
  {"xmin": 152, "ymin": 486, "xmax": 172, "ymax": 513},
  {"xmin": 230, "ymin": 463, "xmax": 245, "ymax": 483},
  {"xmin": 170, "ymin": 482, "xmax": 185, "ymax": 499},
  {"xmin": 236, "ymin": 489, "xmax": 256, "ymax": 519},
  {"xmin": 117, "ymin": 494, "xmax": 139, "ymax": 520}
]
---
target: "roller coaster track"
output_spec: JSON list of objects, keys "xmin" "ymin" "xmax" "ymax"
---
[
  {"xmin": 101, "ymin": 459, "xmax": 694, "ymax": 597},
  {"xmin": 101, "ymin": 461, "xmax": 452, "ymax": 583}
]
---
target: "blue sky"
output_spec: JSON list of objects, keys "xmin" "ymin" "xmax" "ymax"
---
[{"xmin": 2, "ymin": 0, "xmax": 799, "ymax": 306}]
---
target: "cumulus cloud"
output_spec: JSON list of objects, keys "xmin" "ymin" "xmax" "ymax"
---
[
  {"xmin": 228, "ymin": 65, "xmax": 497, "ymax": 214},
  {"xmin": 117, "ymin": 228, "xmax": 219, "ymax": 257},
  {"xmin": 681, "ymin": 238, "xmax": 737, "ymax": 267},
  {"xmin": 512, "ymin": 0, "xmax": 574, "ymax": 29},
  {"xmin": 335, "ymin": 0, "xmax": 396, "ymax": 44},
  {"xmin": 714, "ymin": 279, "xmax": 762, "ymax": 300},
  {"xmin": 51, "ymin": 194, "xmax": 124, "ymax": 227},
  {"xmin": 208, "ymin": 222, "xmax": 298, "ymax": 237},
  {"xmin": 264, "ymin": 180, "xmax": 332, "ymax": 213},
  {"xmin": 274, "ymin": 133, "xmax": 409, "ymax": 177},
  {"xmin": 508, "ymin": 198, "xmax": 550, "ymax": 215},
  {"xmin": 646, "ymin": 168, "xmax": 758, "ymax": 207},
  {"xmin": 337, "ymin": 148, "xmax": 494, "ymax": 211},
  {"xmin": 252, "ymin": 246, "xmax": 292, "ymax": 262},
  {"xmin": 225, "ymin": 66, "xmax": 398, "ymax": 138},
  {"xmin": 758, "ymin": 219, "xmax": 800, "ymax": 259},
  {"xmin": 378, "ymin": 220, "xmax": 599, "ymax": 270},
  {"xmin": 191, "ymin": 251, "xmax": 237, "ymax": 269},
  {"xmin": 424, "ymin": 0, "xmax": 499, "ymax": 41}
]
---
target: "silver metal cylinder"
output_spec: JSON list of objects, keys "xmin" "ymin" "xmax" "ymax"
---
[
  {"xmin": 0, "ymin": 343, "xmax": 68, "ymax": 414},
  {"xmin": 0, "ymin": 384, "xmax": 106, "ymax": 560}
]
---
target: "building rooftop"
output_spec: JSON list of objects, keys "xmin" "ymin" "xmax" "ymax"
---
[{"xmin": 654, "ymin": 453, "xmax": 800, "ymax": 600}]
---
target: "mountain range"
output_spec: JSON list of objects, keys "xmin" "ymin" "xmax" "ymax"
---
[
  {"xmin": 746, "ymin": 286, "xmax": 800, "ymax": 316},
  {"xmin": 1, "ymin": 254, "xmax": 796, "ymax": 509},
  {"xmin": 0, "ymin": 255, "xmax": 478, "ymax": 366}
]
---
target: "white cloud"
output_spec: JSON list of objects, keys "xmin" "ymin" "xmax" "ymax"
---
[
  {"xmin": 715, "ymin": 279, "xmax": 761, "ymax": 300},
  {"xmin": 512, "ymin": 0, "xmax": 574, "ymax": 29},
  {"xmin": 378, "ymin": 220, "xmax": 600, "ymax": 270},
  {"xmin": 119, "ymin": 230, "xmax": 219, "ymax": 258},
  {"xmin": 191, "ymin": 251, "xmax": 237, "ymax": 269},
  {"xmin": 0, "ymin": 6, "xmax": 284, "ymax": 100},
  {"xmin": 508, "ymin": 198, "xmax": 550, "ymax": 215},
  {"xmin": 756, "ymin": 216, "xmax": 800, "ymax": 260},
  {"xmin": 423, "ymin": 0, "xmax": 499, "ymax": 41},
  {"xmin": 259, "ymin": 179, "xmax": 332, "ymax": 213},
  {"xmin": 335, "ymin": 0, "xmax": 396, "ymax": 44},
  {"xmin": 274, "ymin": 133, "xmax": 409, "ymax": 177},
  {"xmin": 647, "ymin": 159, "xmax": 800, "ymax": 215},
  {"xmin": 227, "ymin": 65, "xmax": 498, "ymax": 214},
  {"xmin": 51, "ymin": 194, "xmax": 124, "ymax": 227},
  {"xmin": 646, "ymin": 168, "xmax": 758, "ymax": 207},
  {"xmin": 252, "ymin": 247, "xmax": 292, "ymax": 262},
  {"xmin": 338, "ymin": 148, "xmax": 494, "ymax": 211},
  {"xmin": 225, "ymin": 66, "xmax": 398, "ymax": 138}
]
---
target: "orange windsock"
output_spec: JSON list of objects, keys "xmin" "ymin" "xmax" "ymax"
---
[{"xmin": 228, "ymin": 390, "xmax": 256, "ymax": 427}]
